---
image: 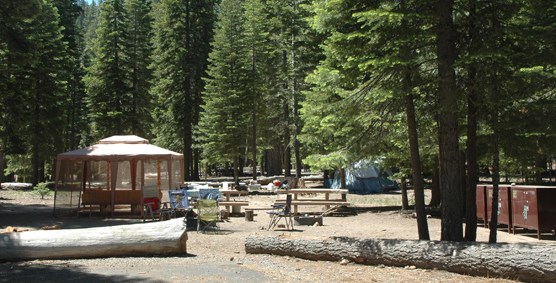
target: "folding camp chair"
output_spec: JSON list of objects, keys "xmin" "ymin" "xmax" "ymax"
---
[
  {"xmin": 168, "ymin": 189, "xmax": 190, "ymax": 218},
  {"xmin": 143, "ymin": 185, "xmax": 170, "ymax": 221},
  {"xmin": 143, "ymin": 197, "xmax": 172, "ymax": 221},
  {"xmin": 267, "ymin": 194, "xmax": 294, "ymax": 230},
  {"xmin": 199, "ymin": 188, "xmax": 221, "ymax": 200},
  {"xmin": 197, "ymin": 199, "xmax": 219, "ymax": 232}
]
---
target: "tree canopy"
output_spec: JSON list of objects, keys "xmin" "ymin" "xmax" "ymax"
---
[{"xmin": 1, "ymin": 0, "xmax": 555, "ymax": 242}]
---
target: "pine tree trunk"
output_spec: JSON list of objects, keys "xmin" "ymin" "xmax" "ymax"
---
[
  {"xmin": 233, "ymin": 152, "xmax": 240, "ymax": 185},
  {"xmin": 489, "ymin": 127, "xmax": 500, "ymax": 243},
  {"xmin": 399, "ymin": 0, "xmax": 428, "ymax": 240},
  {"xmin": 429, "ymin": 166, "xmax": 441, "ymax": 207},
  {"xmin": 290, "ymin": 5, "xmax": 302, "ymax": 179},
  {"xmin": 405, "ymin": 92, "xmax": 429, "ymax": 240},
  {"xmin": 465, "ymin": 61, "xmax": 478, "ymax": 241},
  {"xmin": 265, "ymin": 148, "xmax": 282, "ymax": 176},
  {"xmin": 245, "ymin": 236, "xmax": 556, "ymax": 283},
  {"xmin": 192, "ymin": 149, "xmax": 200, "ymax": 181},
  {"xmin": 535, "ymin": 157, "xmax": 546, "ymax": 183},
  {"xmin": 464, "ymin": 0, "xmax": 479, "ymax": 240},
  {"xmin": 252, "ymin": 110, "xmax": 257, "ymax": 180},
  {"xmin": 183, "ymin": 0, "xmax": 194, "ymax": 181},
  {"xmin": 437, "ymin": 0, "xmax": 463, "ymax": 241},
  {"xmin": 0, "ymin": 152, "xmax": 4, "ymax": 186},
  {"xmin": 340, "ymin": 168, "xmax": 346, "ymax": 190},
  {"xmin": 401, "ymin": 177, "xmax": 409, "ymax": 210}
]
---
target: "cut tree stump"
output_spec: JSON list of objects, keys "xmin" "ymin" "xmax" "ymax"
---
[
  {"xmin": 1, "ymin": 218, "xmax": 187, "ymax": 261},
  {"xmin": 245, "ymin": 235, "xmax": 556, "ymax": 283}
]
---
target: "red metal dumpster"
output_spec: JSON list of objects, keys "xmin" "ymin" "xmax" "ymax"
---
[
  {"xmin": 485, "ymin": 185, "xmax": 513, "ymax": 233},
  {"xmin": 511, "ymin": 186, "xmax": 556, "ymax": 239},
  {"xmin": 476, "ymin": 185, "xmax": 487, "ymax": 227}
]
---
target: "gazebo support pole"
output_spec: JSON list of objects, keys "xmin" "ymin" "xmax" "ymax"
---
[
  {"xmin": 53, "ymin": 156, "xmax": 62, "ymax": 216},
  {"xmin": 110, "ymin": 161, "xmax": 118, "ymax": 217},
  {"xmin": 141, "ymin": 160, "xmax": 145, "ymax": 218},
  {"xmin": 131, "ymin": 159, "xmax": 136, "ymax": 191},
  {"xmin": 79, "ymin": 161, "xmax": 88, "ymax": 213},
  {"xmin": 157, "ymin": 159, "xmax": 161, "ymax": 197},
  {"xmin": 168, "ymin": 158, "xmax": 173, "ymax": 191}
]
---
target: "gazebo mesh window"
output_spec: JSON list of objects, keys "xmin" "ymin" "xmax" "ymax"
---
[
  {"xmin": 86, "ymin": 160, "xmax": 109, "ymax": 190},
  {"xmin": 143, "ymin": 159, "xmax": 169, "ymax": 202},
  {"xmin": 54, "ymin": 159, "xmax": 83, "ymax": 215},
  {"xmin": 171, "ymin": 158, "xmax": 182, "ymax": 189},
  {"xmin": 115, "ymin": 160, "xmax": 132, "ymax": 190},
  {"xmin": 135, "ymin": 160, "xmax": 143, "ymax": 191}
]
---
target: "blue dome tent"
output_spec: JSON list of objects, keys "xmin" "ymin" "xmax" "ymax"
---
[{"xmin": 325, "ymin": 160, "xmax": 398, "ymax": 194}]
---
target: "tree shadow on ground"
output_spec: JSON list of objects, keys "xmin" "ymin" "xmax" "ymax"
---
[
  {"xmin": 0, "ymin": 201, "xmax": 141, "ymax": 231},
  {"xmin": 0, "ymin": 262, "xmax": 163, "ymax": 283}
]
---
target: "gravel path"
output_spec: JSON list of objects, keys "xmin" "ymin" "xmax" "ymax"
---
[{"xmin": 1, "ymin": 188, "xmax": 551, "ymax": 282}]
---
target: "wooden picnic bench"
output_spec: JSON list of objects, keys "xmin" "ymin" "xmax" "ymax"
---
[
  {"xmin": 219, "ymin": 190, "xmax": 249, "ymax": 213},
  {"xmin": 275, "ymin": 189, "xmax": 349, "ymax": 214},
  {"xmin": 81, "ymin": 189, "xmax": 143, "ymax": 215}
]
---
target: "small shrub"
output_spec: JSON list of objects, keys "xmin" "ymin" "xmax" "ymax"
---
[{"xmin": 33, "ymin": 182, "xmax": 51, "ymax": 199}]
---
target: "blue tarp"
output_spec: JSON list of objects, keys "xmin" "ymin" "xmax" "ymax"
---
[
  {"xmin": 323, "ymin": 162, "xmax": 399, "ymax": 194},
  {"xmin": 325, "ymin": 177, "xmax": 398, "ymax": 194}
]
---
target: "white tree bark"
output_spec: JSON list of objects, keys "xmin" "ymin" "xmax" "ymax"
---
[
  {"xmin": 1, "ymin": 218, "xmax": 187, "ymax": 261},
  {"xmin": 245, "ymin": 236, "xmax": 556, "ymax": 283}
]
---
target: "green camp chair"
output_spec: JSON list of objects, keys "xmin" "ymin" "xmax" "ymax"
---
[{"xmin": 197, "ymin": 199, "xmax": 219, "ymax": 232}]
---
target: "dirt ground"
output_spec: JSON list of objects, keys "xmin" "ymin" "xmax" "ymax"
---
[{"xmin": 1, "ymin": 187, "xmax": 553, "ymax": 283}]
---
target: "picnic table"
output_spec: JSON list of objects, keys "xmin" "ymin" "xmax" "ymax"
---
[
  {"xmin": 219, "ymin": 189, "xmax": 249, "ymax": 213},
  {"xmin": 275, "ymin": 189, "xmax": 349, "ymax": 214}
]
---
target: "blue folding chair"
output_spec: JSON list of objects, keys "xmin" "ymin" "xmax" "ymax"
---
[
  {"xmin": 199, "ymin": 188, "xmax": 221, "ymax": 200},
  {"xmin": 168, "ymin": 189, "xmax": 189, "ymax": 217}
]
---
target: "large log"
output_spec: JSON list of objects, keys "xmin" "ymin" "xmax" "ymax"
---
[
  {"xmin": 1, "ymin": 218, "xmax": 187, "ymax": 261},
  {"xmin": 245, "ymin": 235, "xmax": 556, "ymax": 283}
]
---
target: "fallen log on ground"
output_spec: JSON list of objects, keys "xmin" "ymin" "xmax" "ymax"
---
[
  {"xmin": 245, "ymin": 235, "xmax": 556, "ymax": 283},
  {"xmin": 1, "ymin": 218, "xmax": 187, "ymax": 261}
]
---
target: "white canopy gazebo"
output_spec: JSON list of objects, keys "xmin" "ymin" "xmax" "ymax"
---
[{"xmin": 54, "ymin": 135, "xmax": 184, "ymax": 217}]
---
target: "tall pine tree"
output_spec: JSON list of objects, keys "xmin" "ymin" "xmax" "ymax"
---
[
  {"xmin": 243, "ymin": 0, "xmax": 277, "ymax": 180},
  {"xmin": 124, "ymin": 0, "xmax": 153, "ymax": 139},
  {"xmin": 151, "ymin": 0, "xmax": 217, "ymax": 181},
  {"xmin": 304, "ymin": 0, "xmax": 435, "ymax": 239},
  {"xmin": 84, "ymin": 0, "xmax": 130, "ymax": 139},
  {"xmin": 53, "ymin": 0, "xmax": 87, "ymax": 151},
  {"xmin": 196, "ymin": 0, "xmax": 250, "ymax": 184}
]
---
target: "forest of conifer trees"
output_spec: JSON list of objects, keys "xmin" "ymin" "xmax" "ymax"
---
[{"xmin": 1, "ymin": 0, "xmax": 555, "ymax": 240}]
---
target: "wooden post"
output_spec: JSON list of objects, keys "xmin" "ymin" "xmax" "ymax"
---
[{"xmin": 245, "ymin": 210, "xmax": 254, "ymax": 221}]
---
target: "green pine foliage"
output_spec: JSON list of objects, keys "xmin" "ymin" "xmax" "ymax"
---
[
  {"xmin": 53, "ymin": 0, "xmax": 88, "ymax": 151},
  {"xmin": 84, "ymin": 0, "xmax": 131, "ymax": 139},
  {"xmin": 301, "ymin": 0, "xmax": 435, "ymax": 171},
  {"xmin": 26, "ymin": 0, "xmax": 71, "ymax": 184},
  {"xmin": 150, "ymin": 0, "xmax": 191, "ymax": 151},
  {"xmin": 150, "ymin": 0, "xmax": 217, "ymax": 180},
  {"xmin": 0, "ymin": 0, "xmax": 70, "ymax": 184},
  {"xmin": 0, "ymin": 0, "xmax": 42, "ymax": 156},
  {"xmin": 84, "ymin": 0, "xmax": 153, "ymax": 141},
  {"xmin": 242, "ymin": 0, "xmax": 277, "ymax": 177},
  {"xmin": 196, "ymin": 0, "xmax": 250, "ymax": 174},
  {"xmin": 124, "ymin": 0, "xmax": 153, "ymax": 139},
  {"xmin": 0, "ymin": 0, "xmax": 555, "ymax": 222}
]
